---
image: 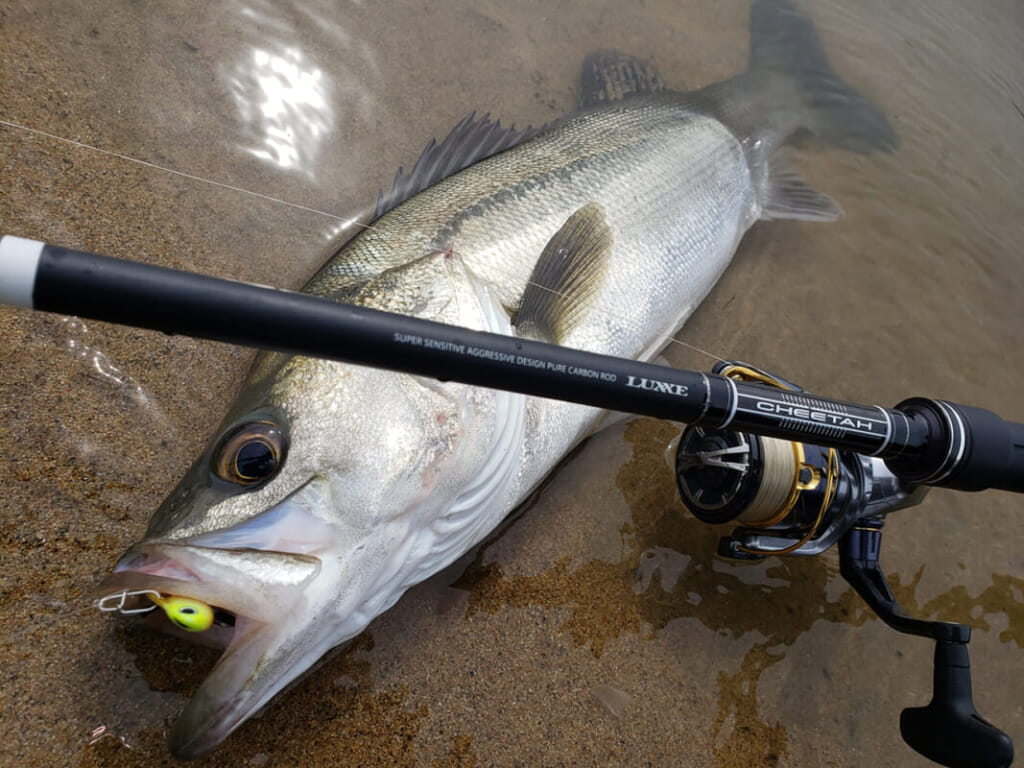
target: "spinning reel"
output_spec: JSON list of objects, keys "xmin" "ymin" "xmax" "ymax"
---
[{"xmin": 674, "ymin": 362, "xmax": 1014, "ymax": 768}]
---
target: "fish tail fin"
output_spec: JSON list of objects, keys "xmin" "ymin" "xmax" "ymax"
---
[
  {"xmin": 746, "ymin": 0, "xmax": 898, "ymax": 153},
  {"xmin": 697, "ymin": 0, "xmax": 897, "ymax": 220}
]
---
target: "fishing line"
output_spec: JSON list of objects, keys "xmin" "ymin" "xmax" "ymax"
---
[
  {"xmin": 1, "ymin": 117, "xmax": 725, "ymax": 364},
  {"xmin": 0, "ymin": 119, "xmax": 352, "ymax": 223}
]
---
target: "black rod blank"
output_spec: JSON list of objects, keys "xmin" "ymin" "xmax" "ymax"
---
[{"xmin": 2, "ymin": 237, "xmax": 1021, "ymax": 493}]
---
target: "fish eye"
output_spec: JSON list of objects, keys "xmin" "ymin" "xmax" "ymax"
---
[{"xmin": 214, "ymin": 422, "xmax": 286, "ymax": 486}]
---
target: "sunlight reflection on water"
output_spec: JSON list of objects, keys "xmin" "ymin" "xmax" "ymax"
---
[{"xmin": 231, "ymin": 46, "xmax": 333, "ymax": 172}]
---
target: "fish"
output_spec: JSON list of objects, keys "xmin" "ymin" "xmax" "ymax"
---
[{"xmin": 96, "ymin": 0, "xmax": 896, "ymax": 758}]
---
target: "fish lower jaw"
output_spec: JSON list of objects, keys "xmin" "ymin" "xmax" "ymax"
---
[{"xmin": 97, "ymin": 565, "xmax": 340, "ymax": 758}]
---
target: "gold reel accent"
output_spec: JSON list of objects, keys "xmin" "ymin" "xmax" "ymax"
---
[
  {"xmin": 736, "ymin": 446, "xmax": 839, "ymax": 556},
  {"xmin": 717, "ymin": 364, "xmax": 797, "ymax": 392}
]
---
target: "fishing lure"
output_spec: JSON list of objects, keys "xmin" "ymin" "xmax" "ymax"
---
[{"xmin": 96, "ymin": 589, "xmax": 214, "ymax": 632}]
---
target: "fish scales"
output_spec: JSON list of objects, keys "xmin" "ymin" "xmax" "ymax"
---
[{"xmin": 312, "ymin": 103, "xmax": 750, "ymax": 359}]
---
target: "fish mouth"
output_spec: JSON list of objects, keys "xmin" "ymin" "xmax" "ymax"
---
[
  {"xmin": 96, "ymin": 540, "xmax": 326, "ymax": 759},
  {"xmin": 95, "ymin": 476, "xmax": 357, "ymax": 757}
]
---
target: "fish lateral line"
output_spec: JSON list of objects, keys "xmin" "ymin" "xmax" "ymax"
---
[{"xmin": 0, "ymin": 113, "xmax": 727, "ymax": 364}]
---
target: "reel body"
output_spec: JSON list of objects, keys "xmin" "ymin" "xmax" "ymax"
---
[{"xmin": 676, "ymin": 424, "xmax": 927, "ymax": 559}]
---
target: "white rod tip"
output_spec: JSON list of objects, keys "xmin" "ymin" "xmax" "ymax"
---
[{"xmin": 0, "ymin": 235, "xmax": 44, "ymax": 308}]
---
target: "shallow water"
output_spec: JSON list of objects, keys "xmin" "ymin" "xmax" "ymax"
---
[{"xmin": 1, "ymin": 1, "xmax": 1022, "ymax": 766}]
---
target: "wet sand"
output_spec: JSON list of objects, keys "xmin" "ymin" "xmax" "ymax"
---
[{"xmin": 1, "ymin": 0, "xmax": 1022, "ymax": 766}]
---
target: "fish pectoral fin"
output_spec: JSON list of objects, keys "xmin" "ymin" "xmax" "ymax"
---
[
  {"xmin": 514, "ymin": 203, "xmax": 614, "ymax": 344},
  {"xmin": 578, "ymin": 50, "xmax": 669, "ymax": 108},
  {"xmin": 761, "ymin": 159, "xmax": 842, "ymax": 222}
]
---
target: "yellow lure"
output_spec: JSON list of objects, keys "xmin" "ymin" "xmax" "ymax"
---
[{"xmin": 149, "ymin": 594, "xmax": 214, "ymax": 632}]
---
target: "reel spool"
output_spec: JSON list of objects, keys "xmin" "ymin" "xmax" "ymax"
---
[{"xmin": 674, "ymin": 363, "xmax": 922, "ymax": 559}]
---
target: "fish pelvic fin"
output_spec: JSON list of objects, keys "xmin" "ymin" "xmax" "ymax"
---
[
  {"xmin": 762, "ymin": 154, "xmax": 842, "ymax": 221},
  {"xmin": 514, "ymin": 203, "xmax": 614, "ymax": 344},
  {"xmin": 700, "ymin": 0, "xmax": 898, "ymax": 155}
]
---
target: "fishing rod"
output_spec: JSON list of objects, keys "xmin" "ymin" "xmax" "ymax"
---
[{"xmin": 1, "ymin": 235, "xmax": 1019, "ymax": 767}]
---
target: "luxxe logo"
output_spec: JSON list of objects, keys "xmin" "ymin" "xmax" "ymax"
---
[{"xmin": 625, "ymin": 375, "xmax": 689, "ymax": 397}]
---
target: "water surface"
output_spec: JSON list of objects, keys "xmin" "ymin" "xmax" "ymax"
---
[{"xmin": 1, "ymin": 1, "xmax": 1021, "ymax": 766}]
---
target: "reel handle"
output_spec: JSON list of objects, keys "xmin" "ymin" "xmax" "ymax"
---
[
  {"xmin": 840, "ymin": 526, "xmax": 1014, "ymax": 767},
  {"xmin": 900, "ymin": 640, "xmax": 1014, "ymax": 768}
]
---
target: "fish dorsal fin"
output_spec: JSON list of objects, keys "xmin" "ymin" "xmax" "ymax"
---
[
  {"xmin": 761, "ymin": 158, "xmax": 842, "ymax": 221},
  {"xmin": 515, "ymin": 203, "xmax": 614, "ymax": 344},
  {"xmin": 375, "ymin": 112, "xmax": 548, "ymax": 220},
  {"xmin": 578, "ymin": 50, "xmax": 667, "ymax": 108}
]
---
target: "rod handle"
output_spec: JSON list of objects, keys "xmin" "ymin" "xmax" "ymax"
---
[{"xmin": 886, "ymin": 398, "xmax": 1024, "ymax": 493}]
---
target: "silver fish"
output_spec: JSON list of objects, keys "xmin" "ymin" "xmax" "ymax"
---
[{"xmin": 98, "ymin": 0, "xmax": 895, "ymax": 758}]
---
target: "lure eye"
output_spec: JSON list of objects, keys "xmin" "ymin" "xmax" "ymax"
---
[
  {"xmin": 214, "ymin": 422, "xmax": 285, "ymax": 486},
  {"xmin": 150, "ymin": 594, "xmax": 215, "ymax": 632}
]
